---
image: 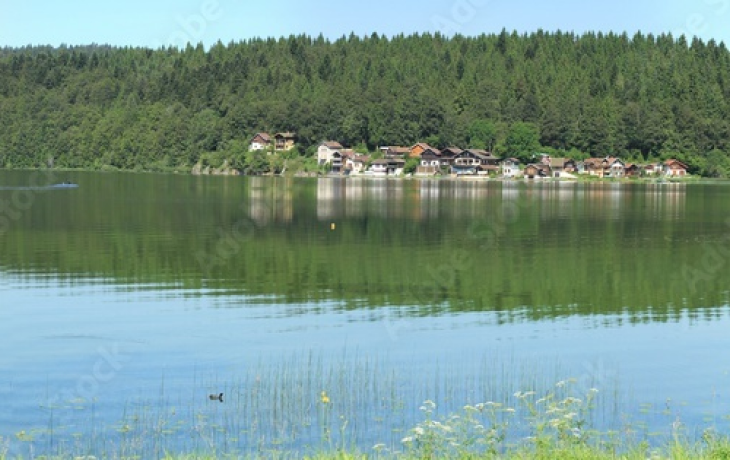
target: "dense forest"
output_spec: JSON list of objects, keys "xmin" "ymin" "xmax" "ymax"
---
[{"xmin": 2, "ymin": 30, "xmax": 730, "ymax": 176}]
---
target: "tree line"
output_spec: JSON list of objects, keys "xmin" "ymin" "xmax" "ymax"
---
[{"xmin": 1, "ymin": 30, "xmax": 730, "ymax": 176}]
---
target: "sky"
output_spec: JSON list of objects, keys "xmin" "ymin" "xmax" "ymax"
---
[{"xmin": 1, "ymin": 0, "xmax": 729, "ymax": 49}]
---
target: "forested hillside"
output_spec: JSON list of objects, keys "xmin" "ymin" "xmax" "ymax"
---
[{"xmin": 2, "ymin": 30, "xmax": 730, "ymax": 175}]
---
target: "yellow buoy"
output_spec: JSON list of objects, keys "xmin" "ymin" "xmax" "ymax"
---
[{"xmin": 330, "ymin": 223, "xmax": 336, "ymax": 230}]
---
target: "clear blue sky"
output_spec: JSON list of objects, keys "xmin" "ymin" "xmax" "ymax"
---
[{"xmin": 1, "ymin": 0, "xmax": 729, "ymax": 48}]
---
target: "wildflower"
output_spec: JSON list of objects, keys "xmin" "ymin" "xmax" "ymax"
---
[
  {"xmin": 320, "ymin": 391, "xmax": 330, "ymax": 404},
  {"xmin": 419, "ymin": 400, "xmax": 436, "ymax": 412}
]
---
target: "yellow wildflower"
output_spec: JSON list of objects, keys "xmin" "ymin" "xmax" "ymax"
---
[{"xmin": 320, "ymin": 391, "xmax": 330, "ymax": 404}]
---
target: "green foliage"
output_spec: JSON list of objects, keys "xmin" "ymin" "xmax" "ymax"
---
[
  {"xmin": 404, "ymin": 157, "xmax": 419, "ymax": 174},
  {"xmin": 1, "ymin": 33, "xmax": 730, "ymax": 175},
  {"xmin": 468, "ymin": 119, "xmax": 498, "ymax": 151},
  {"xmin": 502, "ymin": 122, "xmax": 541, "ymax": 162}
]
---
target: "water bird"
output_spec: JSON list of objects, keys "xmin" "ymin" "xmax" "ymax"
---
[{"xmin": 209, "ymin": 392, "xmax": 223, "ymax": 402}]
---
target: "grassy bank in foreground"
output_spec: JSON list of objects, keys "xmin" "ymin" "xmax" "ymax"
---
[
  {"xmin": 1, "ymin": 355, "xmax": 727, "ymax": 460},
  {"xmin": 4, "ymin": 440, "xmax": 730, "ymax": 459}
]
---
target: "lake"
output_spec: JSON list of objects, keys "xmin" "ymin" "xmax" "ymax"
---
[{"xmin": 1, "ymin": 170, "xmax": 730, "ymax": 457}]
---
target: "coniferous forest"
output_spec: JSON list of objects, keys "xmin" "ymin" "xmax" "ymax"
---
[{"xmin": 2, "ymin": 30, "xmax": 730, "ymax": 176}]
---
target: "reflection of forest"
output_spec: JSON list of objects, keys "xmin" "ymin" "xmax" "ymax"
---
[{"xmin": 3, "ymin": 172, "xmax": 724, "ymax": 324}]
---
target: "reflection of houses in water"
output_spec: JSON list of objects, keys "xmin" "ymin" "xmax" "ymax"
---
[
  {"xmin": 577, "ymin": 183, "xmax": 624, "ymax": 220},
  {"xmin": 248, "ymin": 177, "xmax": 294, "ymax": 225},
  {"xmin": 643, "ymin": 183, "xmax": 686, "ymax": 220},
  {"xmin": 417, "ymin": 179, "xmax": 441, "ymax": 221},
  {"xmin": 316, "ymin": 178, "xmax": 347, "ymax": 220},
  {"xmin": 316, "ymin": 178, "xmax": 407, "ymax": 220}
]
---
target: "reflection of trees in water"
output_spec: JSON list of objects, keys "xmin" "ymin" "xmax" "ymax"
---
[{"xmin": 2, "ymin": 173, "xmax": 724, "ymax": 324}]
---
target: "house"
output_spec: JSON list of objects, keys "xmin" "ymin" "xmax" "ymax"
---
[
  {"xmin": 643, "ymin": 163, "xmax": 660, "ymax": 175},
  {"xmin": 606, "ymin": 158, "xmax": 626, "ymax": 178},
  {"xmin": 663, "ymin": 159, "xmax": 689, "ymax": 177},
  {"xmin": 546, "ymin": 157, "xmax": 567, "ymax": 177},
  {"xmin": 524, "ymin": 163, "xmax": 550, "ymax": 179},
  {"xmin": 419, "ymin": 147, "xmax": 443, "ymax": 168},
  {"xmin": 345, "ymin": 154, "xmax": 370, "ymax": 174},
  {"xmin": 410, "ymin": 143, "xmax": 435, "ymax": 158},
  {"xmin": 625, "ymin": 163, "xmax": 641, "ymax": 177},
  {"xmin": 317, "ymin": 141, "xmax": 345, "ymax": 167},
  {"xmin": 384, "ymin": 146, "xmax": 411, "ymax": 159},
  {"xmin": 451, "ymin": 149, "xmax": 501, "ymax": 176},
  {"xmin": 577, "ymin": 157, "xmax": 624, "ymax": 178},
  {"xmin": 370, "ymin": 158, "xmax": 405, "ymax": 176},
  {"xmin": 564, "ymin": 159, "xmax": 577, "ymax": 173},
  {"xmin": 577, "ymin": 158, "xmax": 603, "ymax": 176},
  {"xmin": 330, "ymin": 150, "xmax": 345, "ymax": 174},
  {"xmin": 501, "ymin": 158, "xmax": 522, "ymax": 178},
  {"xmin": 249, "ymin": 133, "xmax": 271, "ymax": 151},
  {"xmin": 464, "ymin": 149, "xmax": 501, "ymax": 165},
  {"xmin": 274, "ymin": 132, "xmax": 296, "ymax": 151}
]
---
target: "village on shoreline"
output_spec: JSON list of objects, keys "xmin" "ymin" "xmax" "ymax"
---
[{"xmin": 247, "ymin": 132, "xmax": 692, "ymax": 181}]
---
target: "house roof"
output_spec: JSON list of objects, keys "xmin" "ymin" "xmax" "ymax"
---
[
  {"xmin": 420, "ymin": 147, "xmax": 442, "ymax": 156},
  {"xmin": 664, "ymin": 159, "xmax": 689, "ymax": 169},
  {"xmin": 549, "ymin": 157, "xmax": 567, "ymax": 168},
  {"xmin": 252, "ymin": 132, "xmax": 271, "ymax": 142},
  {"xmin": 456, "ymin": 150, "xmax": 496, "ymax": 161},
  {"xmin": 387, "ymin": 146, "xmax": 411, "ymax": 155},
  {"xmin": 321, "ymin": 141, "xmax": 344, "ymax": 149},
  {"xmin": 440, "ymin": 147, "xmax": 463, "ymax": 156},
  {"xmin": 411, "ymin": 143, "xmax": 434, "ymax": 151},
  {"xmin": 464, "ymin": 148, "xmax": 496, "ymax": 157},
  {"xmin": 275, "ymin": 132, "xmax": 296, "ymax": 139}
]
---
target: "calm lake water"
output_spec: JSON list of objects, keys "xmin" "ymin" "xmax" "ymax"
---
[{"xmin": 1, "ymin": 170, "xmax": 730, "ymax": 456}]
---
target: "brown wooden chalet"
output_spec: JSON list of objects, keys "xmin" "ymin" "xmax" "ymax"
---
[
  {"xmin": 274, "ymin": 132, "xmax": 296, "ymax": 151},
  {"xmin": 249, "ymin": 132, "xmax": 272, "ymax": 151},
  {"xmin": 524, "ymin": 163, "xmax": 551, "ymax": 179},
  {"xmin": 410, "ymin": 143, "xmax": 435, "ymax": 158},
  {"xmin": 452, "ymin": 149, "xmax": 501, "ymax": 175}
]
